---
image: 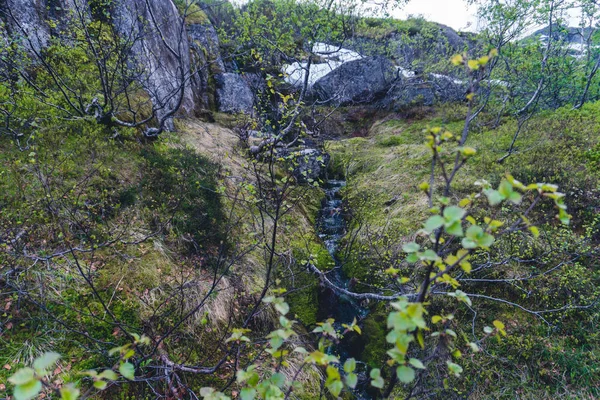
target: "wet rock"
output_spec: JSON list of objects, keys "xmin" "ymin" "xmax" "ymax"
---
[
  {"xmin": 188, "ymin": 18, "xmax": 225, "ymax": 109},
  {"xmin": 311, "ymin": 56, "xmax": 397, "ymax": 105}
]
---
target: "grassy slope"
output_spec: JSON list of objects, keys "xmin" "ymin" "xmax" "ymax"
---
[
  {"xmin": 326, "ymin": 102, "xmax": 600, "ymax": 398},
  {"xmin": 0, "ymin": 117, "xmax": 327, "ymax": 398},
  {"xmin": 2, "ymin": 98, "xmax": 599, "ymax": 397}
]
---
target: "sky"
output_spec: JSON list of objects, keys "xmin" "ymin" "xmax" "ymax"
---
[
  {"xmin": 394, "ymin": 0, "xmax": 479, "ymax": 32},
  {"xmin": 393, "ymin": 0, "xmax": 583, "ymax": 33}
]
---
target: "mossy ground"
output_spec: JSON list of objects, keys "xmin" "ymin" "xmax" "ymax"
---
[
  {"xmin": 0, "ymin": 117, "xmax": 328, "ymax": 397},
  {"xmin": 324, "ymin": 102, "xmax": 600, "ymax": 397},
  {"xmin": 2, "ymin": 95, "xmax": 600, "ymax": 397}
]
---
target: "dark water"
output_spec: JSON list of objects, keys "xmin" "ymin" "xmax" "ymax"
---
[{"xmin": 316, "ymin": 179, "xmax": 371, "ymax": 398}]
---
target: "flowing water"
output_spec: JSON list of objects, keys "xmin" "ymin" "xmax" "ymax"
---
[{"xmin": 316, "ymin": 178, "xmax": 371, "ymax": 398}]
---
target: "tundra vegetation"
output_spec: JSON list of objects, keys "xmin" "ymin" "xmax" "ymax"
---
[{"xmin": 1, "ymin": 0, "xmax": 599, "ymax": 399}]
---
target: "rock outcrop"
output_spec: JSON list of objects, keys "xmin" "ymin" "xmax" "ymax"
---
[
  {"xmin": 311, "ymin": 57, "xmax": 397, "ymax": 105},
  {"xmin": 344, "ymin": 21, "xmax": 472, "ymax": 74},
  {"xmin": 188, "ymin": 17, "xmax": 226, "ymax": 109},
  {"xmin": 0, "ymin": 0, "xmax": 207, "ymax": 125},
  {"xmin": 380, "ymin": 73, "xmax": 468, "ymax": 109},
  {"xmin": 215, "ymin": 73, "xmax": 255, "ymax": 114},
  {"xmin": 290, "ymin": 148, "xmax": 330, "ymax": 183},
  {"xmin": 111, "ymin": 0, "xmax": 195, "ymax": 125},
  {"xmin": 0, "ymin": 0, "xmax": 64, "ymax": 52}
]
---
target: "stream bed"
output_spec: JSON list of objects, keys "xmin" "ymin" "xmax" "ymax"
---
[{"xmin": 316, "ymin": 178, "xmax": 371, "ymax": 398}]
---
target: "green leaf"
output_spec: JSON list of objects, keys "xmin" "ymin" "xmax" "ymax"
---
[
  {"xmin": 346, "ymin": 373, "xmax": 358, "ymax": 388},
  {"xmin": 270, "ymin": 372, "xmax": 285, "ymax": 387},
  {"xmin": 529, "ymin": 226, "xmax": 540, "ymax": 237},
  {"xmin": 8, "ymin": 368, "xmax": 35, "ymax": 386},
  {"xmin": 99, "ymin": 369, "xmax": 118, "ymax": 381},
  {"xmin": 274, "ymin": 301, "xmax": 289, "ymax": 315},
  {"xmin": 419, "ymin": 249, "xmax": 440, "ymax": 261},
  {"xmin": 93, "ymin": 380, "xmax": 108, "ymax": 390},
  {"xmin": 60, "ymin": 384, "xmax": 81, "ymax": 400},
  {"xmin": 446, "ymin": 361, "xmax": 463, "ymax": 377},
  {"xmin": 484, "ymin": 189, "xmax": 503, "ymax": 206},
  {"xmin": 466, "ymin": 225, "xmax": 483, "ymax": 238},
  {"xmin": 240, "ymin": 388, "xmax": 256, "ymax": 400},
  {"xmin": 406, "ymin": 253, "xmax": 419, "ymax": 263},
  {"xmin": 467, "ymin": 59, "xmax": 480, "ymax": 70},
  {"xmin": 461, "ymin": 237, "xmax": 477, "ymax": 249},
  {"xmin": 370, "ymin": 368, "xmax": 384, "ymax": 388},
  {"xmin": 327, "ymin": 379, "xmax": 343, "ymax": 397},
  {"xmin": 200, "ymin": 387, "xmax": 216, "ymax": 397},
  {"xmin": 508, "ymin": 191, "xmax": 522, "ymax": 204},
  {"xmin": 424, "ymin": 215, "xmax": 445, "ymax": 232},
  {"xmin": 409, "ymin": 358, "xmax": 426, "ymax": 369},
  {"xmin": 33, "ymin": 352, "xmax": 60, "ymax": 373},
  {"xmin": 468, "ymin": 342, "xmax": 480, "ymax": 352},
  {"xmin": 402, "ymin": 242, "xmax": 420, "ymax": 253},
  {"xmin": 344, "ymin": 358, "xmax": 356, "ymax": 373},
  {"xmin": 444, "ymin": 221, "xmax": 464, "ymax": 237},
  {"xmin": 443, "ymin": 206, "xmax": 465, "ymax": 222},
  {"xmin": 396, "ymin": 366, "xmax": 415, "ymax": 383},
  {"xmin": 119, "ymin": 362, "xmax": 135, "ymax": 380},
  {"xmin": 13, "ymin": 379, "xmax": 43, "ymax": 400},
  {"xmin": 498, "ymin": 180, "xmax": 513, "ymax": 198},
  {"xmin": 478, "ymin": 233, "xmax": 495, "ymax": 248}
]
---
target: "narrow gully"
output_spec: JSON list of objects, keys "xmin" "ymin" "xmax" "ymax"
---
[{"xmin": 316, "ymin": 177, "xmax": 371, "ymax": 398}]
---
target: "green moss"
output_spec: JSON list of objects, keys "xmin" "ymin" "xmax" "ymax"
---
[
  {"xmin": 287, "ymin": 238, "xmax": 333, "ymax": 326},
  {"xmin": 360, "ymin": 309, "xmax": 388, "ymax": 367}
]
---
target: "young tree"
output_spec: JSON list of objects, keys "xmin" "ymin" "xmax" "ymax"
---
[{"xmin": 0, "ymin": 0, "xmax": 200, "ymax": 138}]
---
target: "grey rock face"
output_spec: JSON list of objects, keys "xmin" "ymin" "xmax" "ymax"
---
[
  {"xmin": 383, "ymin": 79, "xmax": 436, "ymax": 108},
  {"xmin": 188, "ymin": 21, "xmax": 225, "ymax": 74},
  {"xmin": 1, "ymin": 0, "xmax": 201, "ymax": 126},
  {"xmin": 380, "ymin": 74, "xmax": 467, "ymax": 109},
  {"xmin": 112, "ymin": 0, "xmax": 196, "ymax": 124},
  {"xmin": 0, "ymin": 0, "xmax": 52, "ymax": 52},
  {"xmin": 311, "ymin": 57, "xmax": 397, "ymax": 106},
  {"xmin": 188, "ymin": 19, "xmax": 225, "ymax": 109},
  {"xmin": 215, "ymin": 73, "xmax": 255, "ymax": 114}
]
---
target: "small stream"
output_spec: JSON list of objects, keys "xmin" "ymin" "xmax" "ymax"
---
[{"xmin": 316, "ymin": 178, "xmax": 371, "ymax": 398}]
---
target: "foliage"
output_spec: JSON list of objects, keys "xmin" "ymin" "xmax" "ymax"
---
[{"xmin": 3, "ymin": 0, "xmax": 600, "ymax": 397}]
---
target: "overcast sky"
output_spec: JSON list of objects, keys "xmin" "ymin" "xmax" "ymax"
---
[{"xmin": 393, "ymin": 0, "xmax": 583, "ymax": 33}]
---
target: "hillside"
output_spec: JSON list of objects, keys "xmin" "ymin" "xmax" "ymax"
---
[{"xmin": 1, "ymin": 0, "xmax": 600, "ymax": 399}]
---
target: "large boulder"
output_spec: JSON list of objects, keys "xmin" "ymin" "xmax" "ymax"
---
[
  {"xmin": 112, "ymin": 0, "xmax": 196, "ymax": 123},
  {"xmin": 311, "ymin": 57, "xmax": 397, "ymax": 105},
  {"xmin": 379, "ymin": 73, "xmax": 468, "ymax": 109},
  {"xmin": 215, "ymin": 73, "xmax": 255, "ymax": 114},
  {"xmin": 343, "ymin": 21, "xmax": 473, "ymax": 77}
]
